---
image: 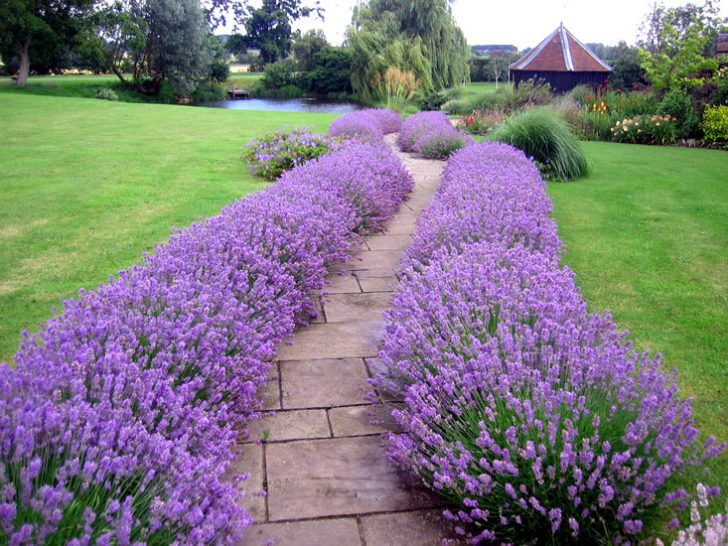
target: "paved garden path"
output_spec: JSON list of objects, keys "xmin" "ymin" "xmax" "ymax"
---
[{"xmin": 234, "ymin": 136, "xmax": 451, "ymax": 546}]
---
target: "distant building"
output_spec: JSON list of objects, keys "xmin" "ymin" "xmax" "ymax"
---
[
  {"xmin": 509, "ymin": 24, "xmax": 611, "ymax": 92},
  {"xmin": 471, "ymin": 44, "xmax": 518, "ymax": 58},
  {"xmin": 717, "ymin": 18, "xmax": 728, "ymax": 56}
]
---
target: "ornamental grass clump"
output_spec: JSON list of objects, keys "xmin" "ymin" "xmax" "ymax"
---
[
  {"xmin": 243, "ymin": 127, "xmax": 336, "ymax": 180},
  {"xmin": 1, "ymin": 139, "xmax": 413, "ymax": 543},
  {"xmin": 375, "ymin": 142, "xmax": 723, "ymax": 544},
  {"xmin": 488, "ymin": 107, "xmax": 589, "ymax": 181}
]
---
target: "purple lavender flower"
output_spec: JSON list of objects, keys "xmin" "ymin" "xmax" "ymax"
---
[
  {"xmin": 1, "ymin": 135, "xmax": 412, "ymax": 543},
  {"xmin": 374, "ymin": 142, "xmax": 723, "ymax": 544}
]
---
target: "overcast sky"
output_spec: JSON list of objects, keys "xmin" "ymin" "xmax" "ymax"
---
[{"xmin": 287, "ymin": 0, "xmax": 727, "ymax": 50}]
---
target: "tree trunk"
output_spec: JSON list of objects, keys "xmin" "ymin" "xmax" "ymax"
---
[{"xmin": 16, "ymin": 40, "xmax": 30, "ymax": 87}]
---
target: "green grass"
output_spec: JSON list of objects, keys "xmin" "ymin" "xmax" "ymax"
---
[
  {"xmin": 458, "ymin": 81, "xmax": 503, "ymax": 98},
  {"xmin": 0, "ymin": 73, "xmax": 263, "ymax": 103},
  {"xmin": 0, "ymin": 92, "xmax": 336, "ymax": 362},
  {"xmin": 549, "ymin": 141, "xmax": 728, "ymax": 502}
]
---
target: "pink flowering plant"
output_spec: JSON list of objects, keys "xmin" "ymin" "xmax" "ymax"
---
[
  {"xmin": 374, "ymin": 143, "xmax": 724, "ymax": 545},
  {"xmin": 0, "ymin": 137, "xmax": 413, "ymax": 543},
  {"xmin": 243, "ymin": 127, "xmax": 337, "ymax": 181}
]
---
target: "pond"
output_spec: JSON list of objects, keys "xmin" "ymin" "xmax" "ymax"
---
[{"xmin": 197, "ymin": 97, "xmax": 365, "ymax": 114}]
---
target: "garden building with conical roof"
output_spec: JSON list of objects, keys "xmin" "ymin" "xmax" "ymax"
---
[{"xmin": 509, "ymin": 23, "xmax": 612, "ymax": 92}]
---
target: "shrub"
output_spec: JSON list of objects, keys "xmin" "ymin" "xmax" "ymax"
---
[
  {"xmin": 328, "ymin": 108, "xmax": 402, "ymax": 142},
  {"xmin": 701, "ymin": 105, "xmax": 728, "ymax": 147},
  {"xmin": 399, "ymin": 143, "xmax": 560, "ymax": 271},
  {"xmin": 505, "ymin": 79, "xmax": 553, "ymax": 111},
  {"xmin": 261, "ymin": 60, "xmax": 298, "ymax": 90},
  {"xmin": 301, "ymin": 46, "xmax": 353, "ymax": 95},
  {"xmin": 415, "ymin": 89, "xmax": 450, "ymax": 111},
  {"xmin": 458, "ymin": 108, "xmax": 507, "ymax": 135},
  {"xmin": 658, "ymin": 88, "xmax": 699, "ymax": 138},
  {"xmin": 375, "ymin": 142, "xmax": 723, "ymax": 545},
  {"xmin": 418, "ymin": 127, "xmax": 469, "ymax": 159},
  {"xmin": 488, "ymin": 108, "xmax": 589, "ymax": 181},
  {"xmin": 397, "ymin": 110, "xmax": 471, "ymax": 159},
  {"xmin": 0, "ymin": 138, "xmax": 413, "ymax": 543},
  {"xmin": 610, "ymin": 114, "xmax": 677, "ymax": 145},
  {"xmin": 95, "ymin": 87, "xmax": 119, "ymax": 101},
  {"xmin": 243, "ymin": 127, "xmax": 336, "ymax": 180}
]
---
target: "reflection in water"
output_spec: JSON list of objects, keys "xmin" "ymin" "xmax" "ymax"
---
[{"xmin": 197, "ymin": 97, "xmax": 365, "ymax": 114}]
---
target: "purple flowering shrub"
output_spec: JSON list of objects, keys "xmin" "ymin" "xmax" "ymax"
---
[
  {"xmin": 402, "ymin": 143, "xmax": 561, "ymax": 271},
  {"xmin": 243, "ymin": 127, "xmax": 336, "ymax": 180},
  {"xmin": 397, "ymin": 111, "xmax": 472, "ymax": 159},
  {"xmin": 376, "ymin": 142, "xmax": 722, "ymax": 544},
  {"xmin": 1, "ymin": 141, "xmax": 413, "ymax": 544},
  {"xmin": 328, "ymin": 108, "xmax": 402, "ymax": 141}
]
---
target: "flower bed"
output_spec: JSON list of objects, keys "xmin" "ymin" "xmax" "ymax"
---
[
  {"xmin": 328, "ymin": 108, "xmax": 402, "ymax": 142},
  {"xmin": 0, "ymin": 128, "xmax": 413, "ymax": 543},
  {"xmin": 397, "ymin": 110, "xmax": 472, "ymax": 159},
  {"xmin": 375, "ymin": 142, "xmax": 722, "ymax": 544},
  {"xmin": 243, "ymin": 127, "xmax": 336, "ymax": 180}
]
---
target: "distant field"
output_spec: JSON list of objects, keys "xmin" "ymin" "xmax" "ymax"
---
[
  {"xmin": 0, "ymin": 92, "xmax": 335, "ymax": 361},
  {"xmin": 550, "ymin": 141, "xmax": 728, "ymax": 502}
]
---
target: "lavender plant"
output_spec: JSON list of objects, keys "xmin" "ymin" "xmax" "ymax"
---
[
  {"xmin": 397, "ymin": 111, "xmax": 471, "ymax": 159},
  {"xmin": 243, "ymin": 127, "xmax": 336, "ymax": 181},
  {"xmin": 1, "ymin": 140, "xmax": 413, "ymax": 544},
  {"xmin": 328, "ymin": 108, "xmax": 402, "ymax": 142},
  {"xmin": 375, "ymin": 142, "xmax": 723, "ymax": 545}
]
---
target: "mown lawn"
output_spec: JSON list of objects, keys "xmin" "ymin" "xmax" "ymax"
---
[
  {"xmin": 0, "ymin": 92, "xmax": 335, "ymax": 361},
  {"xmin": 0, "ymin": 73, "xmax": 263, "ymax": 103},
  {"xmin": 549, "ymin": 141, "xmax": 728, "ymax": 499}
]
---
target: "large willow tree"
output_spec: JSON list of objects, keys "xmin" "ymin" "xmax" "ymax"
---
[{"xmin": 348, "ymin": 0, "xmax": 469, "ymax": 101}]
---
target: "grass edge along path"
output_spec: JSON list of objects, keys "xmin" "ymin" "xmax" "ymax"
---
[
  {"xmin": 549, "ymin": 140, "xmax": 728, "ymax": 506},
  {"xmin": 0, "ymin": 92, "xmax": 336, "ymax": 362}
]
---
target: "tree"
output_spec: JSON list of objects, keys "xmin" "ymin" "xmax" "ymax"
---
[
  {"xmin": 94, "ymin": 0, "xmax": 213, "ymax": 95},
  {"xmin": 225, "ymin": 33, "xmax": 248, "ymax": 56},
  {"xmin": 0, "ymin": 0, "xmax": 97, "ymax": 87},
  {"xmin": 348, "ymin": 0, "xmax": 469, "ymax": 101},
  {"xmin": 293, "ymin": 29, "xmax": 327, "ymax": 71},
  {"xmin": 243, "ymin": 0, "xmax": 322, "ymax": 64},
  {"xmin": 638, "ymin": 1, "xmax": 721, "ymax": 93},
  {"xmin": 607, "ymin": 42, "xmax": 647, "ymax": 90}
]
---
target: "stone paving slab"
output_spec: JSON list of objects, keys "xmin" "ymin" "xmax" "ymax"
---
[
  {"xmin": 358, "ymin": 276, "xmax": 398, "ymax": 293},
  {"xmin": 324, "ymin": 273, "xmax": 361, "ymax": 294},
  {"xmin": 323, "ymin": 292, "xmax": 392, "ymax": 323},
  {"xmin": 266, "ymin": 436, "xmax": 439, "ymax": 521},
  {"xmin": 246, "ymin": 409, "xmax": 330, "ymax": 442},
  {"xmin": 359, "ymin": 509, "xmax": 459, "ymax": 546},
  {"xmin": 352, "ymin": 267, "xmax": 400, "ymax": 279},
  {"xmin": 338, "ymin": 249, "xmax": 403, "ymax": 271},
  {"xmin": 280, "ymin": 358, "xmax": 370, "ymax": 409},
  {"xmin": 366, "ymin": 233, "xmax": 413, "ymax": 251},
  {"xmin": 328, "ymin": 404, "xmax": 399, "ymax": 437},
  {"xmin": 238, "ymin": 518, "xmax": 361, "ymax": 546},
  {"xmin": 277, "ymin": 321, "xmax": 383, "ymax": 360},
  {"xmin": 259, "ymin": 365, "xmax": 280, "ymax": 411},
  {"xmin": 229, "ymin": 444, "xmax": 266, "ymax": 521}
]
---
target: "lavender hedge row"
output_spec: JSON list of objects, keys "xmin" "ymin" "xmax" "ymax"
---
[
  {"xmin": 375, "ymin": 143, "xmax": 722, "ymax": 544},
  {"xmin": 1, "ymin": 137, "xmax": 413, "ymax": 544},
  {"xmin": 328, "ymin": 108, "xmax": 402, "ymax": 142},
  {"xmin": 397, "ymin": 111, "xmax": 472, "ymax": 159}
]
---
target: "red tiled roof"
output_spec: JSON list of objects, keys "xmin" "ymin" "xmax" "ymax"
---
[{"xmin": 511, "ymin": 24, "xmax": 611, "ymax": 72}]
